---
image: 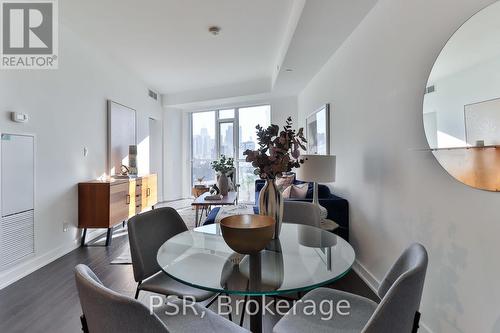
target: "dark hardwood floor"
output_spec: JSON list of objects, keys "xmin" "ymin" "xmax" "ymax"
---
[{"xmin": 0, "ymin": 226, "xmax": 377, "ymax": 333}]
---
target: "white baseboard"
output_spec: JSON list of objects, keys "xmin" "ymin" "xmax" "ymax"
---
[
  {"xmin": 0, "ymin": 229, "xmax": 104, "ymax": 290},
  {"xmin": 419, "ymin": 322, "xmax": 434, "ymax": 333},
  {"xmin": 352, "ymin": 259, "xmax": 381, "ymax": 294},
  {"xmin": 352, "ymin": 259, "xmax": 434, "ymax": 333}
]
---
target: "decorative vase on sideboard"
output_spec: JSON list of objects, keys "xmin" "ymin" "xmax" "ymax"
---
[
  {"xmin": 258, "ymin": 179, "xmax": 283, "ymax": 239},
  {"xmin": 218, "ymin": 172, "xmax": 229, "ymax": 196}
]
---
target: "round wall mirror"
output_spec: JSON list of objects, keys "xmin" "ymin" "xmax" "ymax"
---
[{"xmin": 423, "ymin": 1, "xmax": 500, "ymax": 191}]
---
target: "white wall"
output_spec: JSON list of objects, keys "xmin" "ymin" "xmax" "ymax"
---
[
  {"xmin": 149, "ymin": 117, "xmax": 164, "ymax": 198},
  {"xmin": 163, "ymin": 107, "xmax": 184, "ymax": 200},
  {"xmin": 0, "ymin": 25, "xmax": 163, "ymax": 288},
  {"xmin": 298, "ymin": 0, "xmax": 500, "ymax": 332},
  {"xmin": 270, "ymin": 95, "xmax": 299, "ymax": 127}
]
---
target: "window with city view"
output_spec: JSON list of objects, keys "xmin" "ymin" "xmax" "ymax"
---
[
  {"xmin": 191, "ymin": 111, "xmax": 216, "ymax": 185},
  {"xmin": 191, "ymin": 105, "xmax": 270, "ymax": 203}
]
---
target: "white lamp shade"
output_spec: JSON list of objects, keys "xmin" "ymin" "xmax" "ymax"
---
[{"xmin": 295, "ymin": 155, "xmax": 336, "ymax": 183}]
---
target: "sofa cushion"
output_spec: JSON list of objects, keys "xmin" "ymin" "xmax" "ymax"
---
[
  {"xmin": 255, "ymin": 180, "xmax": 332, "ymax": 200},
  {"xmin": 293, "ymin": 180, "xmax": 332, "ymax": 199},
  {"xmin": 276, "ymin": 174, "xmax": 295, "ymax": 192},
  {"xmin": 282, "ymin": 183, "xmax": 308, "ymax": 199}
]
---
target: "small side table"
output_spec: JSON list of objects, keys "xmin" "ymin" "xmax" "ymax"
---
[
  {"xmin": 320, "ymin": 219, "xmax": 339, "ymax": 232},
  {"xmin": 192, "ymin": 192, "xmax": 238, "ymax": 227}
]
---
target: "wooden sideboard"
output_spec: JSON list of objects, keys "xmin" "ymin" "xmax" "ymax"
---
[{"xmin": 78, "ymin": 174, "xmax": 158, "ymax": 246}]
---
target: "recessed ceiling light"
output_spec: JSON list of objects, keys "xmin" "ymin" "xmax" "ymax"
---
[{"xmin": 209, "ymin": 26, "xmax": 221, "ymax": 36}]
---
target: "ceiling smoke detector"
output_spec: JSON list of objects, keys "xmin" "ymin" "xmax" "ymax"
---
[{"xmin": 208, "ymin": 26, "xmax": 221, "ymax": 36}]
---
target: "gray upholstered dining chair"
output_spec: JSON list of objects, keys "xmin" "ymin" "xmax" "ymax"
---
[
  {"xmin": 283, "ymin": 201, "xmax": 321, "ymax": 227},
  {"xmin": 273, "ymin": 243, "xmax": 428, "ymax": 333},
  {"xmin": 127, "ymin": 207, "xmax": 213, "ymax": 302},
  {"xmin": 74, "ymin": 264, "xmax": 248, "ymax": 333}
]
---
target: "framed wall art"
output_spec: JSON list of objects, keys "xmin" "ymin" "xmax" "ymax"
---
[{"xmin": 306, "ymin": 104, "xmax": 330, "ymax": 155}]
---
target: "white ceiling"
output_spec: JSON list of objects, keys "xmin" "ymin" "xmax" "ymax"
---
[
  {"xmin": 61, "ymin": 0, "xmax": 294, "ymax": 93},
  {"xmin": 273, "ymin": 0, "xmax": 378, "ymax": 95},
  {"xmin": 429, "ymin": 1, "xmax": 500, "ymax": 83},
  {"xmin": 61, "ymin": 0, "xmax": 378, "ymax": 105}
]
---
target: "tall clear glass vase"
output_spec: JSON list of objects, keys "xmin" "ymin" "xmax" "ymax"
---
[{"xmin": 258, "ymin": 179, "xmax": 283, "ymax": 239}]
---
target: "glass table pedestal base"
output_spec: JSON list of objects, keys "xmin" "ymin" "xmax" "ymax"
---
[{"xmin": 249, "ymin": 254, "xmax": 262, "ymax": 333}]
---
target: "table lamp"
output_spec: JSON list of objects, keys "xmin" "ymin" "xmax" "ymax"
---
[{"xmin": 295, "ymin": 155, "xmax": 336, "ymax": 220}]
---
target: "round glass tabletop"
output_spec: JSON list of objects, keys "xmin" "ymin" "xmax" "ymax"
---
[{"xmin": 157, "ymin": 223, "xmax": 355, "ymax": 296}]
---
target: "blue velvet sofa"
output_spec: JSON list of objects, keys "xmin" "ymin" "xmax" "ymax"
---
[
  {"xmin": 255, "ymin": 179, "xmax": 349, "ymax": 241},
  {"xmin": 204, "ymin": 179, "xmax": 349, "ymax": 242}
]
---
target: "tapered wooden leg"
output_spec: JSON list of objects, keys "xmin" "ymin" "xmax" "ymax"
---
[
  {"xmin": 412, "ymin": 311, "xmax": 421, "ymax": 333},
  {"xmin": 80, "ymin": 315, "xmax": 89, "ymax": 333},
  {"xmin": 105, "ymin": 228, "xmax": 113, "ymax": 246},
  {"xmin": 195, "ymin": 207, "xmax": 199, "ymax": 227},
  {"xmin": 80, "ymin": 229, "xmax": 87, "ymax": 247}
]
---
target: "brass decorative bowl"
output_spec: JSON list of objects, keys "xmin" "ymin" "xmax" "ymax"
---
[{"xmin": 220, "ymin": 215, "xmax": 276, "ymax": 254}]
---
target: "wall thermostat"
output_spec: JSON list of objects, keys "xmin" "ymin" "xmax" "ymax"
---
[{"xmin": 10, "ymin": 112, "xmax": 29, "ymax": 123}]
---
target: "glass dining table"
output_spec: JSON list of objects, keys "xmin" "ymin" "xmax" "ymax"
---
[{"xmin": 156, "ymin": 223, "xmax": 355, "ymax": 333}]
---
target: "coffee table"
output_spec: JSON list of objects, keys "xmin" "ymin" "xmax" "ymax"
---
[{"xmin": 192, "ymin": 191, "xmax": 238, "ymax": 227}]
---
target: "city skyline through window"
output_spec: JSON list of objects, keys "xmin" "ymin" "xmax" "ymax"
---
[{"xmin": 191, "ymin": 105, "xmax": 270, "ymax": 203}]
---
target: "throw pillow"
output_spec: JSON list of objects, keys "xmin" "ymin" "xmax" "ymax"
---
[
  {"xmin": 276, "ymin": 173, "xmax": 295, "ymax": 192},
  {"xmin": 282, "ymin": 185, "xmax": 292, "ymax": 198},
  {"xmin": 282, "ymin": 183, "xmax": 308, "ymax": 199}
]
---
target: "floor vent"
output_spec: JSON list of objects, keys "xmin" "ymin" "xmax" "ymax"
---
[{"xmin": 0, "ymin": 210, "xmax": 34, "ymax": 268}]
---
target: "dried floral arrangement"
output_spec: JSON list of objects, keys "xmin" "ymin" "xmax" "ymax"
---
[
  {"xmin": 244, "ymin": 117, "xmax": 307, "ymax": 179},
  {"xmin": 211, "ymin": 155, "xmax": 234, "ymax": 174}
]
